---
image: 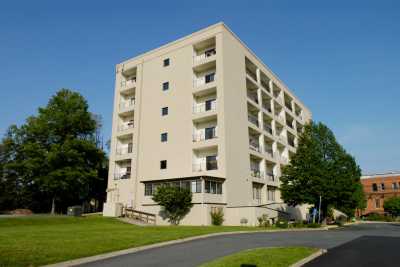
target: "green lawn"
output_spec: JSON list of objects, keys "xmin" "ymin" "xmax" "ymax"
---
[
  {"xmin": 0, "ymin": 215, "xmax": 276, "ymax": 267},
  {"xmin": 199, "ymin": 247, "xmax": 318, "ymax": 267}
]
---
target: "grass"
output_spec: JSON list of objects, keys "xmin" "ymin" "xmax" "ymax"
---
[
  {"xmin": 0, "ymin": 215, "xmax": 278, "ymax": 267},
  {"xmin": 199, "ymin": 247, "xmax": 318, "ymax": 267}
]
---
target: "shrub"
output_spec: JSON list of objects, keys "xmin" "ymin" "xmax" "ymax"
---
[
  {"xmin": 210, "ymin": 208, "xmax": 224, "ymax": 226},
  {"xmin": 364, "ymin": 213, "xmax": 394, "ymax": 222},
  {"xmin": 291, "ymin": 221, "xmax": 305, "ymax": 228},
  {"xmin": 306, "ymin": 223, "xmax": 322, "ymax": 228},
  {"xmin": 275, "ymin": 218, "xmax": 288, "ymax": 228},
  {"xmin": 384, "ymin": 197, "xmax": 400, "ymax": 217},
  {"xmin": 257, "ymin": 214, "xmax": 270, "ymax": 227},
  {"xmin": 152, "ymin": 186, "xmax": 193, "ymax": 225}
]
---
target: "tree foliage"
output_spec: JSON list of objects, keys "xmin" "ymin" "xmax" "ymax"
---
[
  {"xmin": 0, "ymin": 89, "xmax": 107, "ymax": 213},
  {"xmin": 384, "ymin": 197, "xmax": 400, "ymax": 217},
  {"xmin": 280, "ymin": 122, "xmax": 364, "ymax": 218},
  {"xmin": 152, "ymin": 186, "xmax": 193, "ymax": 225}
]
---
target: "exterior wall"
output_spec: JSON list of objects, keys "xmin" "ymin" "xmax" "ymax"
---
[
  {"xmin": 104, "ymin": 22, "xmax": 312, "ymax": 225},
  {"xmin": 359, "ymin": 174, "xmax": 400, "ymax": 215}
]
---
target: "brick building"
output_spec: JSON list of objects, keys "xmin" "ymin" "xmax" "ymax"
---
[{"xmin": 358, "ymin": 172, "xmax": 400, "ymax": 216}]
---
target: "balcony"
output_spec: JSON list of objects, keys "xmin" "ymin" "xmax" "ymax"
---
[
  {"xmin": 248, "ymin": 114, "xmax": 259, "ymax": 127},
  {"xmin": 118, "ymin": 121, "xmax": 134, "ymax": 132},
  {"xmin": 266, "ymin": 172, "xmax": 276, "ymax": 182},
  {"xmin": 194, "ymin": 48, "xmax": 216, "ymax": 63},
  {"xmin": 193, "ymin": 128, "xmax": 217, "ymax": 142},
  {"xmin": 249, "ymin": 139, "xmax": 261, "ymax": 153},
  {"xmin": 194, "ymin": 72, "xmax": 216, "ymax": 88},
  {"xmin": 247, "ymin": 92, "xmax": 259, "ymax": 104},
  {"xmin": 193, "ymin": 100, "xmax": 216, "ymax": 114},
  {"xmin": 114, "ymin": 172, "xmax": 131, "ymax": 180},
  {"xmin": 265, "ymin": 147, "xmax": 274, "ymax": 158},
  {"xmin": 251, "ymin": 169, "xmax": 264, "ymax": 179},
  {"xmin": 263, "ymin": 124, "xmax": 273, "ymax": 135},
  {"xmin": 120, "ymin": 78, "xmax": 136, "ymax": 92},
  {"xmin": 116, "ymin": 145, "xmax": 133, "ymax": 156},
  {"xmin": 192, "ymin": 161, "xmax": 218, "ymax": 172},
  {"xmin": 119, "ymin": 99, "xmax": 135, "ymax": 113}
]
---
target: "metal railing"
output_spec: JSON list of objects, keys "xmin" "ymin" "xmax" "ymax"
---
[
  {"xmin": 116, "ymin": 146, "xmax": 133, "ymax": 155},
  {"xmin": 194, "ymin": 49, "xmax": 216, "ymax": 62},
  {"xmin": 249, "ymin": 142, "xmax": 261, "ymax": 153},
  {"xmin": 119, "ymin": 99, "xmax": 135, "ymax": 111},
  {"xmin": 247, "ymin": 93, "xmax": 259, "ymax": 104},
  {"xmin": 193, "ymin": 74, "xmax": 216, "ymax": 87},
  {"xmin": 124, "ymin": 208, "xmax": 156, "ymax": 225},
  {"xmin": 114, "ymin": 172, "xmax": 131, "ymax": 180},
  {"xmin": 193, "ymin": 130, "xmax": 217, "ymax": 142},
  {"xmin": 246, "ymin": 67, "xmax": 257, "ymax": 81},
  {"xmin": 251, "ymin": 169, "xmax": 264, "ymax": 178},
  {"xmin": 264, "ymin": 125, "xmax": 273, "ymax": 135},
  {"xmin": 192, "ymin": 101, "xmax": 217, "ymax": 113},
  {"xmin": 192, "ymin": 161, "xmax": 218, "ymax": 172},
  {"xmin": 118, "ymin": 122, "xmax": 134, "ymax": 131},
  {"xmin": 120, "ymin": 78, "xmax": 136, "ymax": 89}
]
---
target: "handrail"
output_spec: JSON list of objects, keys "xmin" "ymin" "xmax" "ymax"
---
[{"xmin": 124, "ymin": 208, "xmax": 156, "ymax": 224}]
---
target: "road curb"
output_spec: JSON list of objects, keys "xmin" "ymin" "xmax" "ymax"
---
[
  {"xmin": 290, "ymin": 248, "xmax": 327, "ymax": 267},
  {"xmin": 42, "ymin": 227, "xmax": 331, "ymax": 267}
]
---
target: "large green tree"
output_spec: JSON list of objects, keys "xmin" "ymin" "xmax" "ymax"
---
[
  {"xmin": 280, "ymin": 122, "xmax": 364, "ymax": 219},
  {"xmin": 384, "ymin": 197, "xmax": 400, "ymax": 217},
  {"xmin": 0, "ymin": 89, "xmax": 107, "ymax": 213}
]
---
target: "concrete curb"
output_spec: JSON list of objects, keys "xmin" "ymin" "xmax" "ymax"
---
[
  {"xmin": 42, "ymin": 227, "xmax": 331, "ymax": 267},
  {"xmin": 290, "ymin": 248, "xmax": 327, "ymax": 267}
]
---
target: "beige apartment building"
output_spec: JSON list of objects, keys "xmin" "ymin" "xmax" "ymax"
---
[{"xmin": 103, "ymin": 22, "xmax": 312, "ymax": 225}]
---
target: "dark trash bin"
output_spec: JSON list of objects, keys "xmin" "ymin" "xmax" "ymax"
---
[{"xmin": 67, "ymin": 206, "xmax": 82, "ymax": 217}]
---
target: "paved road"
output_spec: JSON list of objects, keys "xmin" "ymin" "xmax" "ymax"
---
[{"xmin": 80, "ymin": 223, "xmax": 400, "ymax": 267}]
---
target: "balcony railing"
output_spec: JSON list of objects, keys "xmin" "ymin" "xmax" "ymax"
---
[
  {"xmin": 194, "ymin": 73, "xmax": 216, "ymax": 87},
  {"xmin": 120, "ymin": 78, "xmax": 136, "ymax": 90},
  {"xmin": 194, "ymin": 48, "xmax": 216, "ymax": 62},
  {"xmin": 288, "ymin": 139, "xmax": 295, "ymax": 148},
  {"xmin": 266, "ymin": 172, "xmax": 276, "ymax": 182},
  {"xmin": 119, "ymin": 99, "xmax": 135, "ymax": 112},
  {"xmin": 275, "ymin": 114, "xmax": 285, "ymax": 124},
  {"xmin": 251, "ymin": 169, "xmax": 264, "ymax": 178},
  {"xmin": 248, "ymin": 114, "xmax": 259, "ymax": 127},
  {"xmin": 261, "ymin": 80, "xmax": 270, "ymax": 92},
  {"xmin": 193, "ymin": 130, "xmax": 217, "ymax": 142},
  {"xmin": 118, "ymin": 122, "xmax": 134, "ymax": 132},
  {"xmin": 246, "ymin": 67, "xmax": 257, "ymax": 81},
  {"xmin": 192, "ymin": 161, "xmax": 218, "ymax": 172},
  {"xmin": 249, "ymin": 141, "xmax": 261, "ymax": 153},
  {"xmin": 116, "ymin": 146, "xmax": 133, "ymax": 155},
  {"xmin": 193, "ymin": 101, "xmax": 217, "ymax": 113},
  {"xmin": 247, "ymin": 93, "xmax": 259, "ymax": 104},
  {"xmin": 114, "ymin": 172, "xmax": 131, "ymax": 180},
  {"xmin": 262, "ymin": 105, "xmax": 272, "ymax": 114},
  {"xmin": 265, "ymin": 148, "xmax": 273, "ymax": 157}
]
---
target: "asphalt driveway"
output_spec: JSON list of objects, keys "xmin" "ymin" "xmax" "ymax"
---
[{"xmin": 80, "ymin": 223, "xmax": 400, "ymax": 267}]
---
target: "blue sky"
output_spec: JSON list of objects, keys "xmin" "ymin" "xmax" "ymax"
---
[{"xmin": 0, "ymin": 1, "xmax": 399, "ymax": 174}]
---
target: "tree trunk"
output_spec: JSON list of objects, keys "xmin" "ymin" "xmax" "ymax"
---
[{"xmin": 51, "ymin": 197, "xmax": 56, "ymax": 214}]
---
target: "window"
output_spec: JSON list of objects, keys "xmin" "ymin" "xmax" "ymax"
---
[
  {"xmin": 375, "ymin": 198, "xmax": 380, "ymax": 208},
  {"xmin": 205, "ymin": 72, "xmax": 215, "ymax": 83},
  {"xmin": 163, "ymin": 58, "xmax": 170, "ymax": 67},
  {"xmin": 144, "ymin": 184, "xmax": 153, "ymax": 196},
  {"xmin": 381, "ymin": 183, "xmax": 385, "ymax": 191},
  {"xmin": 205, "ymin": 127, "xmax": 216, "ymax": 140},
  {"xmin": 205, "ymin": 180, "xmax": 222, "ymax": 194},
  {"xmin": 392, "ymin": 183, "xmax": 399, "ymax": 190},
  {"xmin": 267, "ymin": 186, "xmax": 276, "ymax": 201},
  {"xmin": 206, "ymin": 155, "xmax": 218, "ymax": 170},
  {"xmin": 162, "ymin": 82, "xmax": 169, "ymax": 91},
  {"xmin": 128, "ymin": 143, "xmax": 133, "ymax": 153},
  {"xmin": 161, "ymin": 132, "xmax": 168, "ymax": 142},
  {"xmin": 205, "ymin": 48, "xmax": 216, "ymax": 57},
  {"xmin": 205, "ymin": 99, "xmax": 215, "ymax": 111},
  {"xmin": 160, "ymin": 160, "xmax": 167, "ymax": 169},
  {"xmin": 191, "ymin": 180, "xmax": 202, "ymax": 193},
  {"xmin": 161, "ymin": 107, "xmax": 168, "ymax": 116},
  {"xmin": 372, "ymin": 183, "xmax": 378, "ymax": 192},
  {"xmin": 253, "ymin": 184, "xmax": 262, "ymax": 200}
]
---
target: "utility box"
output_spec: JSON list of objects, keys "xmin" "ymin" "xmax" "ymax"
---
[{"xmin": 67, "ymin": 206, "xmax": 82, "ymax": 217}]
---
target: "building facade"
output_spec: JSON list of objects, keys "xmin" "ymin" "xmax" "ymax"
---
[
  {"xmin": 359, "ymin": 172, "xmax": 400, "ymax": 216},
  {"xmin": 103, "ymin": 22, "xmax": 312, "ymax": 225}
]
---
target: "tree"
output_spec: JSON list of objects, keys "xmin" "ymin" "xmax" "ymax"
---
[
  {"xmin": 152, "ymin": 186, "xmax": 193, "ymax": 225},
  {"xmin": 280, "ymin": 122, "xmax": 364, "ymax": 220},
  {"xmin": 0, "ymin": 89, "xmax": 107, "ymax": 213},
  {"xmin": 384, "ymin": 197, "xmax": 400, "ymax": 217}
]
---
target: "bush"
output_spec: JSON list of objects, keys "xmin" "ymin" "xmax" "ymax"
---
[
  {"xmin": 210, "ymin": 208, "xmax": 224, "ymax": 226},
  {"xmin": 306, "ymin": 223, "xmax": 322, "ymax": 228},
  {"xmin": 275, "ymin": 218, "xmax": 288, "ymax": 228},
  {"xmin": 291, "ymin": 221, "xmax": 305, "ymax": 228},
  {"xmin": 152, "ymin": 186, "xmax": 193, "ymax": 225},
  {"xmin": 364, "ymin": 213, "xmax": 394, "ymax": 222},
  {"xmin": 384, "ymin": 197, "xmax": 400, "ymax": 217},
  {"xmin": 257, "ymin": 214, "xmax": 270, "ymax": 227}
]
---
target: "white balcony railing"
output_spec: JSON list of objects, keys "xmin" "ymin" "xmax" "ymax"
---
[
  {"xmin": 194, "ymin": 49, "xmax": 216, "ymax": 62},
  {"xmin": 114, "ymin": 172, "xmax": 131, "ymax": 180},
  {"xmin": 193, "ymin": 129, "xmax": 217, "ymax": 142},
  {"xmin": 116, "ymin": 146, "xmax": 133, "ymax": 156},
  {"xmin": 120, "ymin": 78, "xmax": 136, "ymax": 90},
  {"xmin": 192, "ymin": 161, "xmax": 218, "ymax": 172},
  {"xmin": 193, "ymin": 73, "xmax": 216, "ymax": 87},
  {"xmin": 193, "ymin": 101, "xmax": 217, "ymax": 114},
  {"xmin": 118, "ymin": 122, "xmax": 134, "ymax": 132},
  {"xmin": 119, "ymin": 99, "xmax": 135, "ymax": 112},
  {"xmin": 247, "ymin": 93, "xmax": 259, "ymax": 104}
]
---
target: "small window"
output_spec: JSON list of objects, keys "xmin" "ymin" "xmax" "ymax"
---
[
  {"xmin": 205, "ymin": 72, "xmax": 215, "ymax": 83},
  {"xmin": 160, "ymin": 160, "xmax": 167, "ymax": 169},
  {"xmin": 144, "ymin": 184, "xmax": 153, "ymax": 196},
  {"xmin": 163, "ymin": 58, "xmax": 170, "ymax": 67},
  {"xmin": 381, "ymin": 183, "xmax": 385, "ymax": 191},
  {"xmin": 375, "ymin": 198, "xmax": 380, "ymax": 208},
  {"xmin": 161, "ymin": 132, "xmax": 168, "ymax": 142},
  {"xmin": 162, "ymin": 82, "xmax": 169, "ymax": 91},
  {"xmin": 161, "ymin": 107, "xmax": 168, "ymax": 116},
  {"xmin": 205, "ymin": 99, "xmax": 215, "ymax": 111},
  {"xmin": 372, "ymin": 183, "xmax": 378, "ymax": 192},
  {"xmin": 191, "ymin": 180, "xmax": 202, "ymax": 193}
]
